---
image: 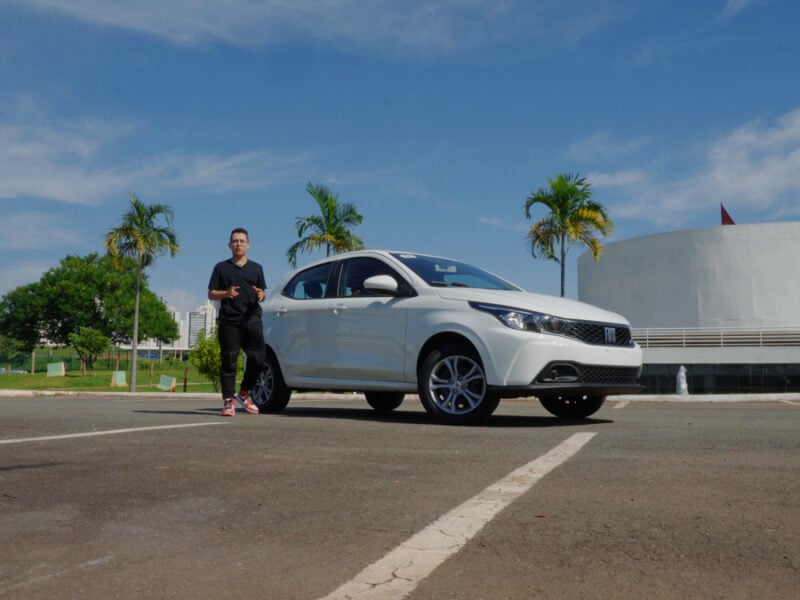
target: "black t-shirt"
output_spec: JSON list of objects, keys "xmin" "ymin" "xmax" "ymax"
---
[{"xmin": 208, "ymin": 259, "xmax": 267, "ymax": 324}]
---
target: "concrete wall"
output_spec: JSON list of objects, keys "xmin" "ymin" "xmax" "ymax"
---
[
  {"xmin": 642, "ymin": 346, "xmax": 800, "ymax": 365},
  {"xmin": 577, "ymin": 222, "xmax": 800, "ymax": 329}
]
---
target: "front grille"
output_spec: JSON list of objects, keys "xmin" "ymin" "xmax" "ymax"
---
[
  {"xmin": 535, "ymin": 364, "xmax": 641, "ymax": 386},
  {"xmin": 564, "ymin": 322, "xmax": 632, "ymax": 347},
  {"xmin": 580, "ymin": 366, "xmax": 641, "ymax": 385}
]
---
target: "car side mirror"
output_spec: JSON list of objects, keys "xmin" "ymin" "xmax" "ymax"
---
[{"xmin": 363, "ymin": 274, "xmax": 400, "ymax": 296}]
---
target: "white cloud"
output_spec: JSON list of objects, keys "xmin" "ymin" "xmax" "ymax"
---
[
  {"xmin": 0, "ymin": 261, "xmax": 54, "ymax": 298},
  {"xmin": 134, "ymin": 149, "xmax": 313, "ymax": 193},
  {"xmin": 628, "ymin": 0, "xmax": 765, "ymax": 68},
  {"xmin": 478, "ymin": 216, "xmax": 527, "ymax": 231},
  {"xmin": 0, "ymin": 110, "xmax": 314, "ymax": 204},
  {"xmin": 16, "ymin": 0, "xmax": 619, "ymax": 57},
  {"xmin": 704, "ymin": 111, "xmax": 800, "ymax": 197},
  {"xmin": 568, "ymin": 131, "xmax": 650, "ymax": 161},
  {"xmin": 0, "ymin": 119, "xmax": 137, "ymax": 204},
  {"xmin": 0, "ymin": 212, "xmax": 84, "ymax": 249},
  {"xmin": 721, "ymin": 0, "xmax": 757, "ymax": 19},
  {"xmin": 595, "ymin": 107, "xmax": 800, "ymax": 226},
  {"xmin": 588, "ymin": 169, "xmax": 647, "ymax": 188}
]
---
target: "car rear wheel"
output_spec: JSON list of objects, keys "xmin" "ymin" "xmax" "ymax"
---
[
  {"xmin": 540, "ymin": 395, "xmax": 605, "ymax": 419},
  {"xmin": 418, "ymin": 343, "xmax": 500, "ymax": 425},
  {"xmin": 251, "ymin": 350, "xmax": 292, "ymax": 414},
  {"xmin": 364, "ymin": 391, "xmax": 405, "ymax": 412}
]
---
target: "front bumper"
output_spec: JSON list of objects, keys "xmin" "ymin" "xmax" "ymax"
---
[
  {"xmin": 489, "ymin": 359, "xmax": 642, "ymax": 398},
  {"xmin": 476, "ymin": 323, "xmax": 643, "ymax": 386}
]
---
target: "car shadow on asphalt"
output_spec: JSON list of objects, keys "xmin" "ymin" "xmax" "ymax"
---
[
  {"xmin": 267, "ymin": 405, "xmax": 614, "ymax": 428},
  {"xmin": 133, "ymin": 407, "xmax": 614, "ymax": 428},
  {"xmin": 0, "ymin": 462, "xmax": 67, "ymax": 472},
  {"xmin": 133, "ymin": 409, "xmax": 227, "ymax": 417}
]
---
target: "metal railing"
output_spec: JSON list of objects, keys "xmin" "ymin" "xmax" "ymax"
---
[{"xmin": 632, "ymin": 327, "xmax": 800, "ymax": 348}]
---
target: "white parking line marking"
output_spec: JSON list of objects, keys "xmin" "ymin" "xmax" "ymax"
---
[
  {"xmin": 319, "ymin": 432, "xmax": 597, "ymax": 600},
  {"xmin": 780, "ymin": 400, "xmax": 800, "ymax": 406},
  {"xmin": 612, "ymin": 400, "xmax": 629, "ymax": 409},
  {"xmin": 0, "ymin": 422, "xmax": 227, "ymax": 445},
  {"xmin": 1, "ymin": 556, "xmax": 115, "ymax": 595}
]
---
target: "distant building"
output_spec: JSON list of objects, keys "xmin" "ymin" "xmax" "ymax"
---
[
  {"xmin": 187, "ymin": 301, "xmax": 217, "ymax": 348},
  {"xmin": 578, "ymin": 222, "xmax": 800, "ymax": 394},
  {"xmin": 163, "ymin": 305, "xmax": 183, "ymax": 350},
  {"xmin": 137, "ymin": 300, "xmax": 217, "ymax": 354}
]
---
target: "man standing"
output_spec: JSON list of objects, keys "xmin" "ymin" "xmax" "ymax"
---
[{"xmin": 208, "ymin": 228, "xmax": 267, "ymax": 416}]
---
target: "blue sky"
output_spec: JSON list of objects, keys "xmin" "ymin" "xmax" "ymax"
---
[{"xmin": 2, "ymin": 0, "xmax": 799, "ymax": 316}]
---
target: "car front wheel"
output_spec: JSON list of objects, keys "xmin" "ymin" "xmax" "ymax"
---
[
  {"xmin": 364, "ymin": 391, "xmax": 405, "ymax": 412},
  {"xmin": 418, "ymin": 343, "xmax": 500, "ymax": 425},
  {"xmin": 539, "ymin": 395, "xmax": 605, "ymax": 419},
  {"xmin": 251, "ymin": 350, "xmax": 292, "ymax": 414}
]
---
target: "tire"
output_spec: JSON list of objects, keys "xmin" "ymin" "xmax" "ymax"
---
[
  {"xmin": 540, "ymin": 395, "xmax": 605, "ymax": 419},
  {"xmin": 418, "ymin": 343, "xmax": 500, "ymax": 425},
  {"xmin": 250, "ymin": 350, "xmax": 291, "ymax": 414},
  {"xmin": 364, "ymin": 391, "xmax": 405, "ymax": 412}
]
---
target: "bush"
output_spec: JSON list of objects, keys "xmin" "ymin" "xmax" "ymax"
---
[{"xmin": 188, "ymin": 329, "xmax": 242, "ymax": 393}]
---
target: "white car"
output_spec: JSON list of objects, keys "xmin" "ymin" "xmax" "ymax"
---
[{"xmin": 252, "ymin": 250, "xmax": 642, "ymax": 424}]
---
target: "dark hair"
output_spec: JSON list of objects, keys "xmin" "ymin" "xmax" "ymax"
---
[{"xmin": 230, "ymin": 227, "xmax": 249, "ymax": 241}]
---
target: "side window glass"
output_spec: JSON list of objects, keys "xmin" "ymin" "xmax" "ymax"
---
[
  {"xmin": 339, "ymin": 258, "xmax": 412, "ymax": 297},
  {"xmin": 282, "ymin": 263, "xmax": 333, "ymax": 299}
]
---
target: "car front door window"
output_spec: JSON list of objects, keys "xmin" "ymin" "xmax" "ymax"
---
[{"xmin": 332, "ymin": 258, "xmax": 409, "ymax": 380}]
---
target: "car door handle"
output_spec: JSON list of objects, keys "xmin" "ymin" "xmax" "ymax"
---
[
  {"xmin": 274, "ymin": 308, "xmax": 288, "ymax": 316},
  {"xmin": 331, "ymin": 304, "xmax": 347, "ymax": 315}
]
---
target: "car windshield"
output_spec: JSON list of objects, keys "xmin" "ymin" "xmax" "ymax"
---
[{"xmin": 391, "ymin": 253, "xmax": 521, "ymax": 291}]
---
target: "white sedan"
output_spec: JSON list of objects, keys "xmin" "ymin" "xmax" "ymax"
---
[{"xmin": 252, "ymin": 250, "xmax": 642, "ymax": 424}]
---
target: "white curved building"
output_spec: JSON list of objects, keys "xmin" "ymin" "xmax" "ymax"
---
[{"xmin": 577, "ymin": 222, "xmax": 800, "ymax": 394}]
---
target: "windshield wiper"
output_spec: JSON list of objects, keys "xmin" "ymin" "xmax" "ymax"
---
[{"xmin": 429, "ymin": 281, "xmax": 471, "ymax": 288}]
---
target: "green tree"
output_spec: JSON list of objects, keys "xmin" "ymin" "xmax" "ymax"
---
[
  {"xmin": 286, "ymin": 182, "xmax": 364, "ymax": 268},
  {"xmin": 103, "ymin": 272, "xmax": 179, "ymax": 344},
  {"xmin": 0, "ymin": 334, "xmax": 27, "ymax": 367},
  {"xmin": 0, "ymin": 253, "xmax": 178, "ymax": 350},
  {"xmin": 524, "ymin": 173, "xmax": 613, "ymax": 297},
  {"xmin": 188, "ymin": 329, "xmax": 243, "ymax": 393},
  {"xmin": 105, "ymin": 194, "xmax": 180, "ymax": 392},
  {"xmin": 0, "ymin": 283, "xmax": 44, "ymax": 352},
  {"xmin": 68, "ymin": 326, "xmax": 111, "ymax": 375}
]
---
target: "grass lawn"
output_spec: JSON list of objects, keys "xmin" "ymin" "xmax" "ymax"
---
[{"xmin": 0, "ymin": 366, "xmax": 217, "ymax": 393}]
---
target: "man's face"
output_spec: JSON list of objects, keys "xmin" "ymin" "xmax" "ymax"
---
[{"xmin": 229, "ymin": 233, "xmax": 250, "ymax": 258}]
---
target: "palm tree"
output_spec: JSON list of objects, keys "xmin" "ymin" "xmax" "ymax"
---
[
  {"xmin": 286, "ymin": 182, "xmax": 364, "ymax": 268},
  {"xmin": 105, "ymin": 194, "xmax": 179, "ymax": 392},
  {"xmin": 524, "ymin": 173, "xmax": 613, "ymax": 297}
]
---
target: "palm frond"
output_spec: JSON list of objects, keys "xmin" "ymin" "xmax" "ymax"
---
[
  {"xmin": 523, "ymin": 173, "xmax": 612, "ymax": 295},
  {"xmin": 288, "ymin": 182, "xmax": 364, "ymax": 265}
]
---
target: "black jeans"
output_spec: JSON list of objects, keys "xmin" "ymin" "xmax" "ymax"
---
[{"xmin": 218, "ymin": 319, "xmax": 265, "ymax": 399}]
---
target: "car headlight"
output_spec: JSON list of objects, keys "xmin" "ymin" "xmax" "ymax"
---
[{"xmin": 469, "ymin": 302, "xmax": 569, "ymax": 334}]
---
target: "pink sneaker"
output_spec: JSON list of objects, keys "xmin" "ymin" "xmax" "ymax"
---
[
  {"xmin": 221, "ymin": 398, "xmax": 235, "ymax": 417},
  {"xmin": 235, "ymin": 390, "xmax": 259, "ymax": 414}
]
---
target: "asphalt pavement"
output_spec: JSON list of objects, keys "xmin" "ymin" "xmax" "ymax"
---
[{"xmin": 1, "ymin": 392, "xmax": 798, "ymax": 599}]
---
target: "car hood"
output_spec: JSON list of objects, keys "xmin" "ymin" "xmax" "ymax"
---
[{"xmin": 433, "ymin": 288, "xmax": 631, "ymax": 325}]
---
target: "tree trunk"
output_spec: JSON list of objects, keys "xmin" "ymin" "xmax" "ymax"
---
[
  {"xmin": 129, "ymin": 267, "xmax": 142, "ymax": 392},
  {"xmin": 560, "ymin": 232, "xmax": 567, "ymax": 297}
]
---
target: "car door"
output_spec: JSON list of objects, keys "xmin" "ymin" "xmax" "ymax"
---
[
  {"xmin": 326, "ymin": 257, "xmax": 411, "ymax": 382},
  {"xmin": 264, "ymin": 262, "xmax": 338, "ymax": 379}
]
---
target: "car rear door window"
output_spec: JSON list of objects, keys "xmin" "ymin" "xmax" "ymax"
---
[{"xmin": 282, "ymin": 263, "xmax": 334, "ymax": 299}]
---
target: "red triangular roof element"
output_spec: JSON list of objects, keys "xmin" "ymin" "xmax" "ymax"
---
[{"xmin": 721, "ymin": 203, "xmax": 735, "ymax": 225}]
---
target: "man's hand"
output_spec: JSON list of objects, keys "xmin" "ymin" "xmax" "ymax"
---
[
  {"xmin": 252, "ymin": 286, "xmax": 265, "ymax": 302},
  {"xmin": 227, "ymin": 285, "xmax": 240, "ymax": 299}
]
